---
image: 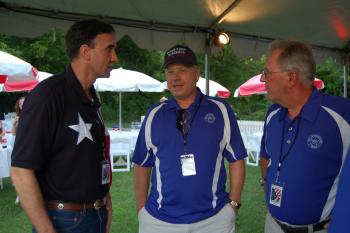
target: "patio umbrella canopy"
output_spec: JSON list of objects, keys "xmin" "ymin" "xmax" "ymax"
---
[
  {"xmin": 0, "ymin": 50, "xmax": 39, "ymax": 92},
  {"xmin": 163, "ymin": 77, "xmax": 231, "ymax": 98},
  {"xmin": 38, "ymin": 71, "xmax": 53, "ymax": 82},
  {"xmin": 94, "ymin": 67, "xmax": 164, "ymax": 128},
  {"xmin": 234, "ymin": 74, "xmax": 325, "ymax": 97}
]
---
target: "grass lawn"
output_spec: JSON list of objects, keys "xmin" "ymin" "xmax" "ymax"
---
[{"xmin": 0, "ymin": 165, "xmax": 265, "ymax": 233}]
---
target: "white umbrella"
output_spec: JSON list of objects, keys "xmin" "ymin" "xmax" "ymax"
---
[
  {"xmin": 163, "ymin": 77, "xmax": 231, "ymax": 98},
  {"xmin": 38, "ymin": 71, "xmax": 53, "ymax": 82},
  {"xmin": 94, "ymin": 67, "xmax": 164, "ymax": 128},
  {"xmin": 0, "ymin": 50, "xmax": 38, "ymax": 92}
]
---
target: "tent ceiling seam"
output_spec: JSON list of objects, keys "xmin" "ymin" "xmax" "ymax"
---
[{"xmin": 209, "ymin": 0, "xmax": 241, "ymax": 29}]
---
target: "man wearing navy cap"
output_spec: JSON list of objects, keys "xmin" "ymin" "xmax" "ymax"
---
[
  {"xmin": 260, "ymin": 40, "xmax": 350, "ymax": 233},
  {"xmin": 133, "ymin": 45, "xmax": 247, "ymax": 233}
]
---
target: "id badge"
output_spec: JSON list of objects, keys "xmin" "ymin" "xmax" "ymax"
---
[
  {"xmin": 101, "ymin": 160, "xmax": 111, "ymax": 185},
  {"xmin": 269, "ymin": 183, "xmax": 283, "ymax": 207},
  {"xmin": 180, "ymin": 154, "xmax": 196, "ymax": 176}
]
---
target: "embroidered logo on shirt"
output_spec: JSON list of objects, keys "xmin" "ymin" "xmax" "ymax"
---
[
  {"xmin": 204, "ymin": 113, "xmax": 215, "ymax": 123},
  {"xmin": 307, "ymin": 134, "xmax": 323, "ymax": 149},
  {"xmin": 69, "ymin": 113, "xmax": 93, "ymax": 145}
]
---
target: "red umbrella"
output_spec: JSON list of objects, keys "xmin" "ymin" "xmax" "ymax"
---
[
  {"xmin": 234, "ymin": 74, "xmax": 325, "ymax": 97},
  {"xmin": 0, "ymin": 50, "xmax": 39, "ymax": 92}
]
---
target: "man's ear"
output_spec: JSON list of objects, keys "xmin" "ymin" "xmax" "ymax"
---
[
  {"xmin": 195, "ymin": 66, "xmax": 200, "ymax": 81},
  {"xmin": 79, "ymin": 44, "xmax": 91, "ymax": 61},
  {"xmin": 287, "ymin": 71, "xmax": 298, "ymax": 88}
]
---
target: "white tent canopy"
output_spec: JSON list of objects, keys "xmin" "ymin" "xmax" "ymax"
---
[
  {"xmin": 0, "ymin": 1, "xmax": 349, "ymax": 60},
  {"xmin": 94, "ymin": 68, "xmax": 164, "ymax": 128}
]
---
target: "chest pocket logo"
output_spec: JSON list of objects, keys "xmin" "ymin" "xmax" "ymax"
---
[
  {"xmin": 307, "ymin": 134, "xmax": 323, "ymax": 149},
  {"xmin": 204, "ymin": 113, "xmax": 215, "ymax": 123}
]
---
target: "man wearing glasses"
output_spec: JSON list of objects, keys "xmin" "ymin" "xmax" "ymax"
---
[
  {"xmin": 133, "ymin": 45, "xmax": 246, "ymax": 233},
  {"xmin": 259, "ymin": 40, "xmax": 350, "ymax": 233}
]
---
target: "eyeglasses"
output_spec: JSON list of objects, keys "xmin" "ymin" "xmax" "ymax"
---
[
  {"xmin": 176, "ymin": 109, "xmax": 191, "ymax": 135},
  {"xmin": 261, "ymin": 69, "xmax": 287, "ymax": 78}
]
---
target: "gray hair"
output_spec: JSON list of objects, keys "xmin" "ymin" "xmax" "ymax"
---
[{"xmin": 268, "ymin": 40, "xmax": 316, "ymax": 87}]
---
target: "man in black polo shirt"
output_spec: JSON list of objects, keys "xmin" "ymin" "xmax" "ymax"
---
[{"xmin": 11, "ymin": 19, "xmax": 117, "ymax": 233}]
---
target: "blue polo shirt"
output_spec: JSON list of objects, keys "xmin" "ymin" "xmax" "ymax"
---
[
  {"xmin": 260, "ymin": 89, "xmax": 350, "ymax": 225},
  {"xmin": 329, "ymin": 147, "xmax": 350, "ymax": 233},
  {"xmin": 133, "ymin": 90, "xmax": 247, "ymax": 224}
]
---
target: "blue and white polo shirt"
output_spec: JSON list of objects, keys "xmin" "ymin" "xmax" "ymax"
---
[
  {"xmin": 133, "ymin": 90, "xmax": 247, "ymax": 224},
  {"xmin": 329, "ymin": 146, "xmax": 350, "ymax": 233},
  {"xmin": 260, "ymin": 89, "xmax": 350, "ymax": 225}
]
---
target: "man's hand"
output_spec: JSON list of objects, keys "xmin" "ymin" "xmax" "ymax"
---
[{"xmin": 105, "ymin": 192, "xmax": 112, "ymax": 233}]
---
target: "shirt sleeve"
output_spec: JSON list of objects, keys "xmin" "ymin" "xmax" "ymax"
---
[
  {"xmin": 328, "ymin": 148, "xmax": 350, "ymax": 233},
  {"xmin": 260, "ymin": 105, "xmax": 276, "ymax": 159},
  {"xmin": 259, "ymin": 123, "xmax": 269, "ymax": 159},
  {"xmin": 224, "ymin": 102, "xmax": 247, "ymax": 163},
  {"xmin": 132, "ymin": 111, "xmax": 155, "ymax": 167},
  {"xmin": 11, "ymin": 89, "xmax": 54, "ymax": 170}
]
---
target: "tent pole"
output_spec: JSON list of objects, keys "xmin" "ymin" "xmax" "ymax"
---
[
  {"xmin": 344, "ymin": 53, "xmax": 349, "ymax": 98},
  {"xmin": 119, "ymin": 92, "xmax": 122, "ymax": 129},
  {"xmin": 204, "ymin": 32, "xmax": 211, "ymax": 95}
]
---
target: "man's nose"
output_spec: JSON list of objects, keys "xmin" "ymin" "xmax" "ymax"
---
[{"xmin": 111, "ymin": 50, "xmax": 118, "ymax": 62}]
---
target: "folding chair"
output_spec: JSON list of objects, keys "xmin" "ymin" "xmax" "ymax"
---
[
  {"xmin": 243, "ymin": 134, "xmax": 261, "ymax": 167},
  {"xmin": 110, "ymin": 137, "xmax": 131, "ymax": 172}
]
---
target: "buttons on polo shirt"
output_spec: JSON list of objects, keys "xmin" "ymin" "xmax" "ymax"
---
[
  {"xmin": 288, "ymin": 127, "xmax": 293, "ymax": 131},
  {"xmin": 286, "ymin": 140, "xmax": 292, "ymax": 144}
]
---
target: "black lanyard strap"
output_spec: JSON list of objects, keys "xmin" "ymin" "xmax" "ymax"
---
[
  {"xmin": 276, "ymin": 116, "xmax": 301, "ymax": 181},
  {"xmin": 96, "ymin": 108, "xmax": 107, "ymax": 161},
  {"xmin": 175, "ymin": 95, "xmax": 202, "ymax": 153}
]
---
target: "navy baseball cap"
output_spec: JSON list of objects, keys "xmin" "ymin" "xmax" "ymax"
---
[{"xmin": 163, "ymin": 45, "xmax": 198, "ymax": 69}]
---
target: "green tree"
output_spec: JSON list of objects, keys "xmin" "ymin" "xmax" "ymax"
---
[
  {"xmin": 0, "ymin": 33, "xmax": 347, "ymax": 123},
  {"xmin": 316, "ymin": 58, "xmax": 344, "ymax": 96}
]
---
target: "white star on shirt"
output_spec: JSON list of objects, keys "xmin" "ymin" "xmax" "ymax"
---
[{"xmin": 69, "ymin": 113, "xmax": 93, "ymax": 145}]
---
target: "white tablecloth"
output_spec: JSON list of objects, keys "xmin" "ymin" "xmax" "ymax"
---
[
  {"xmin": 108, "ymin": 129, "xmax": 140, "ymax": 150},
  {"xmin": 0, "ymin": 147, "xmax": 11, "ymax": 178}
]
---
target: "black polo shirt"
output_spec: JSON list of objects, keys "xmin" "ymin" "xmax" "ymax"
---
[{"xmin": 11, "ymin": 65, "xmax": 109, "ymax": 202}]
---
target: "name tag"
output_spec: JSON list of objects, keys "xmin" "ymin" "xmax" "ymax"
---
[
  {"xmin": 180, "ymin": 154, "xmax": 196, "ymax": 176},
  {"xmin": 101, "ymin": 160, "xmax": 111, "ymax": 184},
  {"xmin": 269, "ymin": 183, "xmax": 283, "ymax": 207}
]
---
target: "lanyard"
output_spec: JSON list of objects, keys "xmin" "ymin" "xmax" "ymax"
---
[
  {"xmin": 96, "ymin": 107, "xmax": 107, "ymax": 161},
  {"xmin": 176, "ymin": 95, "xmax": 202, "ymax": 154},
  {"xmin": 276, "ymin": 116, "xmax": 301, "ymax": 182}
]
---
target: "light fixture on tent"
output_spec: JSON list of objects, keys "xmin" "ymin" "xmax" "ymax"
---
[{"xmin": 213, "ymin": 31, "xmax": 230, "ymax": 47}]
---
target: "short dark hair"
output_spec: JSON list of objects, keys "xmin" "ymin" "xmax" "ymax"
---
[{"xmin": 65, "ymin": 19, "xmax": 115, "ymax": 61}]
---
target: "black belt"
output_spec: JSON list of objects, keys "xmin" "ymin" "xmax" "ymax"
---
[{"xmin": 274, "ymin": 218, "xmax": 330, "ymax": 233}]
